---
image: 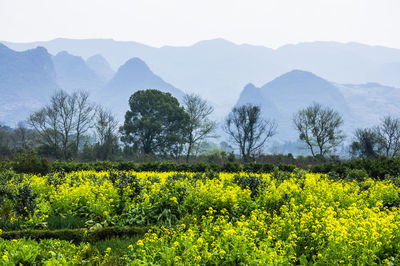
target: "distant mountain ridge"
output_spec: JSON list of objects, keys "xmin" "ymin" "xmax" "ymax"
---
[
  {"xmin": 86, "ymin": 54, "xmax": 115, "ymax": 82},
  {"xmin": 53, "ymin": 51, "xmax": 104, "ymax": 91},
  {"xmin": 0, "ymin": 43, "xmax": 185, "ymax": 125},
  {"xmin": 99, "ymin": 57, "xmax": 185, "ymax": 119},
  {"xmin": 2, "ymin": 40, "xmax": 400, "ymax": 149},
  {"xmin": 236, "ymin": 70, "xmax": 400, "ymax": 142},
  {"xmin": 3, "ymin": 38, "xmax": 400, "ymax": 117},
  {"xmin": 0, "ymin": 43, "xmax": 58, "ymax": 125}
]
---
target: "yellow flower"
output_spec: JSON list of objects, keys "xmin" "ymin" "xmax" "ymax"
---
[
  {"xmin": 137, "ymin": 240, "xmax": 144, "ymax": 246},
  {"xmin": 170, "ymin": 197, "xmax": 178, "ymax": 204}
]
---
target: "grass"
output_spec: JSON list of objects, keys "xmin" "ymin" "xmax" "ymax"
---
[
  {"xmin": 46, "ymin": 214, "xmax": 87, "ymax": 230},
  {"xmin": 93, "ymin": 236, "xmax": 141, "ymax": 265}
]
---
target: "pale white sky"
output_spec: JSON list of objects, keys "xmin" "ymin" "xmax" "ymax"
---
[{"xmin": 0, "ymin": 0, "xmax": 399, "ymax": 48}]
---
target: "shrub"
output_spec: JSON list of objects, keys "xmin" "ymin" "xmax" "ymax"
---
[
  {"xmin": 12, "ymin": 152, "xmax": 49, "ymax": 175},
  {"xmin": 221, "ymin": 162, "xmax": 242, "ymax": 172}
]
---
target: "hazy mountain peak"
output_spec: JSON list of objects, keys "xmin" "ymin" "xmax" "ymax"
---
[
  {"xmin": 86, "ymin": 54, "xmax": 115, "ymax": 82},
  {"xmin": 192, "ymin": 38, "xmax": 237, "ymax": 48},
  {"xmin": 53, "ymin": 50, "xmax": 103, "ymax": 91},
  {"xmin": 0, "ymin": 44, "xmax": 57, "ymax": 125},
  {"xmin": 243, "ymin": 83, "xmax": 257, "ymax": 90},
  {"xmin": 277, "ymin": 69, "xmax": 321, "ymax": 80},
  {"xmin": 106, "ymin": 57, "xmax": 179, "ymax": 93},
  {"xmin": 101, "ymin": 57, "xmax": 185, "ymax": 120},
  {"xmin": 120, "ymin": 57, "xmax": 150, "ymax": 71}
]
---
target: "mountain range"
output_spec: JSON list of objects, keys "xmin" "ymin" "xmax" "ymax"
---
[
  {"xmin": 1, "ymin": 39, "xmax": 400, "ymax": 148},
  {"xmin": 0, "ymin": 43, "xmax": 185, "ymax": 126},
  {"xmin": 3, "ymin": 38, "xmax": 400, "ymax": 116}
]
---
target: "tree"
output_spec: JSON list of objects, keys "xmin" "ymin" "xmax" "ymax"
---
[
  {"xmin": 293, "ymin": 103, "xmax": 344, "ymax": 157},
  {"xmin": 28, "ymin": 106, "xmax": 61, "ymax": 158},
  {"xmin": 182, "ymin": 93, "xmax": 217, "ymax": 162},
  {"xmin": 28, "ymin": 90, "xmax": 94, "ymax": 159},
  {"xmin": 377, "ymin": 115, "xmax": 400, "ymax": 158},
  {"xmin": 120, "ymin": 89, "xmax": 189, "ymax": 155},
  {"xmin": 51, "ymin": 90, "xmax": 77, "ymax": 159},
  {"xmin": 223, "ymin": 104, "xmax": 276, "ymax": 162},
  {"xmin": 350, "ymin": 128, "xmax": 381, "ymax": 158},
  {"xmin": 94, "ymin": 107, "xmax": 120, "ymax": 160},
  {"xmin": 73, "ymin": 91, "xmax": 95, "ymax": 156}
]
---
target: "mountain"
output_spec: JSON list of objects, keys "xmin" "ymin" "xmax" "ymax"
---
[
  {"xmin": 0, "ymin": 43, "xmax": 58, "ymax": 125},
  {"xmin": 337, "ymin": 82, "xmax": 400, "ymax": 128},
  {"xmin": 52, "ymin": 51, "xmax": 104, "ymax": 91},
  {"xmin": 4, "ymin": 38, "xmax": 400, "ymax": 118},
  {"xmin": 86, "ymin": 54, "xmax": 115, "ymax": 82},
  {"xmin": 236, "ymin": 83, "xmax": 279, "ymax": 116},
  {"xmin": 98, "ymin": 57, "xmax": 185, "ymax": 119},
  {"xmin": 235, "ymin": 70, "xmax": 355, "ymax": 141}
]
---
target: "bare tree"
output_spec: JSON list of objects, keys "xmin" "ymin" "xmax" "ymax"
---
[
  {"xmin": 293, "ymin": 103, "xmax": 344, "ymax": 157},
  {"xmin": 73, "ymin": 91, "xmax": 95, "ymax": 155},
  {"xmin": 182, "ymin": 94, "xmax": 217, "ymax": 162},
  {"xmin": 12, "ymin": 122, "xmax": 33, "ymax": 151},
  {"xmin": 377, "ymin": 115, "xmax": 400, "ymax": 158},
  {"xmin": 95, "ymin": 107, "xmax": 119, "ymax": 160},
  {"xmin": 223, "ymin": 104, "xmax": 276, "ymax": 162},
  {"xmin": 28, "ymin": 90, "xmax": 92, "ymax": 159},
  {"xmin": 28, "ymin": 107, "xmax": 61, "ymax": 157},
  {"xmin": 51, "ymin": 90, "xmax": 77, "ymax": 159}
]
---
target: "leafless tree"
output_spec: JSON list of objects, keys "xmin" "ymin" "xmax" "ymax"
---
[
  {"xmin": 28, "ymin": 106, "xmax": 60, "ymax": 157},
  {"xmin": 95, "ymin": 106, "xmax": 119, "ymax": 159},
  {"xmin": 293, "ymin": 103, "xmax": 344, "ymax": 157},
  {"xmin": 182, "ymin": 94, "xmax": 217, "ymax": 162},
  {"xmin": 224, "ymin": 104, "xmax": 276, "ymax": 162},
  {"xmin": 28, "ymin": 90, "xmax": 92, "ymax": 159},
  {"xmin": 51, "ymin": 90, "xmax": 77, "ymax": 159},
  {"xmin": 12, "ymin": 122, "xmax": 32, "ymax": 150},
  {"xmin": 377, "ymin": 115, "xmax": 400, "ymax": 158},
  {"xmin": 73, "ymin": 91, "xmax": 95, "ymax": 154}
]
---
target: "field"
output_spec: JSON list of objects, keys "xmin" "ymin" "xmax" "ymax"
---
[{"xmin": 1, "ymin": 169, "xmax": 400, "ymax": 265}]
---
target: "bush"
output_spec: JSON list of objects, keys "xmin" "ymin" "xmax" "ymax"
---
[
  {"xmin": 345, "ymin": 169, "xmax": 368, "ymax": 182},
  {"xmin": 221, "ymin": 162, "xmax": 242, "ymax": 172},
  {"xmin": 12, "ymin": 152, "xmax": 49, "ymax": 175},
  {"xmin": 233, "ymin": 174, "xmax": 266, "ymax": 198}
]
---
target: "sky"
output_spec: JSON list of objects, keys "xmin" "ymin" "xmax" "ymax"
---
[{"xmin": 1, "ymin": 0, "xmax": 399, "ymax": 49}]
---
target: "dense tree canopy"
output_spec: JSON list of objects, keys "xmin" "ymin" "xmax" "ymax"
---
[{"xmin": 120, "ymin": 89, "xmax": 189, "ymax": 155}]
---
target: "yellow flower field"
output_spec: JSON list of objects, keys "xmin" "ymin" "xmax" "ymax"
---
[{"xmin": 1, "ymin": 169, "xmax": 400, "ymax": 264}]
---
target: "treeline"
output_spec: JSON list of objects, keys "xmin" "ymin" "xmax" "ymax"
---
[{"xmin": 2, "ymin": 88, "xmax": 400, "ymax": 163}]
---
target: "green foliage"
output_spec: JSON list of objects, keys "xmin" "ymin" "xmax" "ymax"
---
[
  {"xmin": 233, "ymin": 174, "xmax": 266, "ymax": 198},
  {"xmin": 46, "ymin": 214, "xmax": 87, "ymax": 230},
  {"xmin": 13, "ymin": 184, "xmax": 37, "ymax": 218},
  {"xmin": 12, "ymin": 152, "xmax": 49, "ymax": 175},
  {"xmin": 221, "ymin": 162, "xmax": 242, "ymax": 172},
  {"xmin": 311, "ymin": 157, "xmax": 400, "ymax": 180},
  {"xmin": 120, "ymin": 89, "xmax": 190, "ymax": 155}
]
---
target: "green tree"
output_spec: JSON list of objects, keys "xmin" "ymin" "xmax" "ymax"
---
[
  {"xmin": 120, "ymin": 90, "xmax": 189, "ymax": 155},
  {"xmin": 350, "ymin": 128, "xmax": 381, "ymax": 158}
]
